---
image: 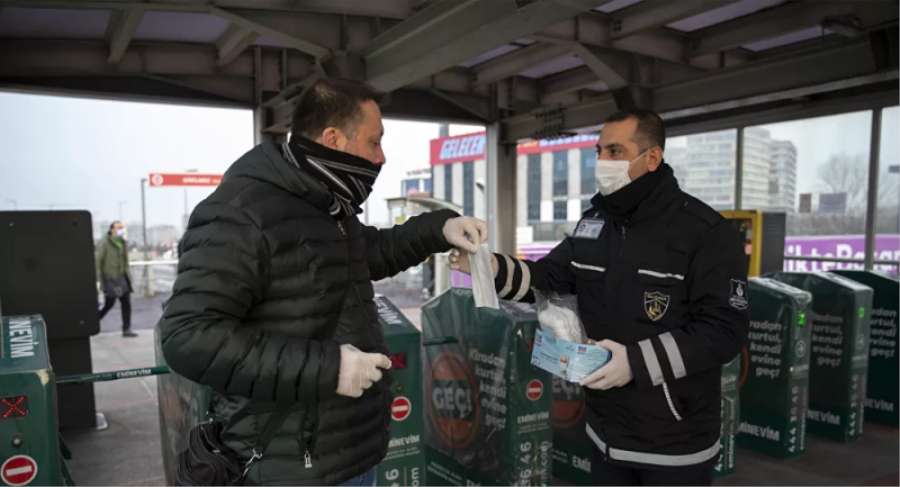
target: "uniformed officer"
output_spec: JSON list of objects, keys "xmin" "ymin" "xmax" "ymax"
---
[{"xmin": 450, "ymin": 109, "xmax": 749, "ymax": 486}]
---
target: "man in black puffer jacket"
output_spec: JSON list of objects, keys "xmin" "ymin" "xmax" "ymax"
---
[{"xmin": 160, "ymin": 78, "xmax": 487, "ymax": 486}]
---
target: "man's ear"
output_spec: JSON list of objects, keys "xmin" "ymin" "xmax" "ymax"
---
[
  {"xmin": 320, "ymin": 127, "xmax": 341, "ymax": 150},
  {"xmin": 646, "ymin": 147, "xmax": 663, "ymax": 171}
]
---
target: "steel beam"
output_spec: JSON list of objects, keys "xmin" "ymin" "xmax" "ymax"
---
[
  {"xmin": 502, "ymin": 39, "xmax": 891, "ymax": 141},
  {"xmin": 209, "ymin": 7, "xmax": 330, "ymax": 59},
  {"xmin": 610, "ymin": 0, "xmax": 740, "ymax": 40},
  {"xmin": 472, "ymin": 43, "xmax": 572, "ymax": 87},
  {"xmin": 0, "ymin": 0, "xmax": 409, "ymax": 18},
  {"xmin": 570, "ymin": 43, "xmax": 630, "ymax": 89},
  {"xmin": 540, "ymin": 66, "xmax": 600, "ymax": 97},
  {"xmin": 365, "ymin": 0, "xmax": 614, "ymax": 92},
  {"xmin": 105, "ymin": 9, "xmax": 143, "ymax": 65},
  {"xmin": 864, "ymin": 108, "xmax": 882, "ymax": 270},
  {"xmin": 216, "ymin": 24, "xmax": 259, "ymax": 67},
  {"xmin": 688, "ymin": 1, "xmax": 858, "ymax": 58}
]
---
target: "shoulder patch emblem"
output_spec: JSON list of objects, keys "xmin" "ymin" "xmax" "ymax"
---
[
  {"xmin": 644, "ymin": 291, "xmax": 670, "ymax": 321},
  {"xmin": 729, "ymin": 279, "xmax": 749, "ymax": 309}
]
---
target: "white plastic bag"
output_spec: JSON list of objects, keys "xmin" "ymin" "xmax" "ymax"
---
[
  {"xmin": 470, "ymin": 244, "xmax": 499, "ymax": 309},
  {"xmin": 533, "ymin": 288, "xmax": 587, "ymax": 344}
]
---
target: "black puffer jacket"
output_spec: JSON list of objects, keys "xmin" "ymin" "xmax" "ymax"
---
[{"xmin": 160, "ymin": 141, "xmax": 457, "ymax": 485}]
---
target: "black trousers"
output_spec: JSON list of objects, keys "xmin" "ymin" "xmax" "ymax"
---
[
  {"xmin": 99, "ymin": 293, "xmax": 132, "ymax": 331},
  {"xmin": 590, "ymin": 446, "xmax": 713, "ymax": 486}
]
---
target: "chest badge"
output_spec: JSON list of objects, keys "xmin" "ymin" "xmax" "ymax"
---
[
  {"xmin": 644, "ymin": 292, "xmax": 670, "ymax": 321},
  {"xmin": 573, "ymin": 218, "xmax": 604, "ymax": 239}
]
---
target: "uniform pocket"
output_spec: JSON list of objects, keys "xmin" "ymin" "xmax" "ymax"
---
[{"xmin": 635, "ymin": 264, "xmax": 687, "ymax": 324}]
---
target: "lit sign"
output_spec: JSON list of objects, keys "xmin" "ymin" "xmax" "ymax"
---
[
  {"xmin": 429, "ymin": 132, "xmax": 599, "ymax": 166},
  {"xmin": 1, "ymin": 396, "xmax": 28, "ymax": 419}
]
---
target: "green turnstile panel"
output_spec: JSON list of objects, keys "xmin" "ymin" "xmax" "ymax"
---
[
  {"xmin": 374, "ymin": 296, "xmax": 425, "ymax": 487},
  {"xmin": 422, "ymin": 289, "xmax": 553, "ymax": 487},
  {"xmin": 768, "ymin": 272, "xmax": 874, "ymax": 442},
  {"xmin": 714, "ymin": 357, "xmax": 740, "ymax": 477},
  {"xmin": 551, "ymin": 377, "xmax": 591, "ymax": 486},
  {"xmin": 0, "ymin": 315, "xmax": 61, "ymax": 487},
  {"xmin": 833, "ymin": 270, "xmax": 899, "ymax": 428},
  {"xmin": 156, "ymin": 297, "xmax": 428, "ymax": 486},
  {"xmin": 739, "ymin": 278, "xmax": 813, "ymax": 458}
]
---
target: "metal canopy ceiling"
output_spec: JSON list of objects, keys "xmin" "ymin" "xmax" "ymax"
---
[{"xmin": 0, "ymin": 0, "xmax": 896, "ymax": 141}]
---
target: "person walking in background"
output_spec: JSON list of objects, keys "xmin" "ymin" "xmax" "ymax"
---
[{"xmin": 96, "ymin": 220, "xmax": 136, "ymax": 337}]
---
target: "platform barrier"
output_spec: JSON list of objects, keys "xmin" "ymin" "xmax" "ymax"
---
[
  {"xmin": 769, "ymin": 272, "xmax": 874, "ymax": 442},
  {"xmin": 422, "ymin": 289, "xmax": 553, "ymax": 487},
  {"xmin": 833, "ymin": 270, "xmax": 899, "ymax": 428},
  {"xmin": 739, "ymin": 278, "xmax": 813, "ymax": 458}
]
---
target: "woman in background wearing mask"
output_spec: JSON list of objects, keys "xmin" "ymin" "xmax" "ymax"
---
[{"xmin": 96, "ymin": 220, "xmax": 137, "ymax": 337}]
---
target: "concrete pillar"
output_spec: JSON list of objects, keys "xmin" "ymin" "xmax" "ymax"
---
[{"xmin": 486, "ymin": 123, "xmax": 517, "ymax": 255}]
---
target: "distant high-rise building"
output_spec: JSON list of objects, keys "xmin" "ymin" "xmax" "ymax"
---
[
  {"xmin": 770, "ymin": 140, "xmax": 798, "ymax": 213},
  {"xmin": 682, "ymin": 131, "xmax": 739, "ymax": 211},
  {"xmin": 675, "ymin": 128, "xmax": 797, "ymax": 213}
]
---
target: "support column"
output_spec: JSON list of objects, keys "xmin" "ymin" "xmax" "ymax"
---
[
  {"xmin": 864, "ymin": 108, "xmax": 882, "ymax": 270},
  {"xmin": 735, "ymin": 127, "xmax": 745, "ymax": 210},
  {"xmin": 486, "ymin": 123, "xmax": 517, "ymax": 255},
  {"xmin": 254, "ymin": 105, "xmax": 287, "ymax": 146}
]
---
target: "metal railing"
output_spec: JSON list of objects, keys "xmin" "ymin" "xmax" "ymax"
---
[{"xmin": 128, "ymin": 260, "xmax": 178, "ymax": 298}]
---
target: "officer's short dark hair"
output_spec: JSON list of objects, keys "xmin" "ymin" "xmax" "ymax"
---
[
  {"xmin": 290, "ymin": 78, "xmax": 387, "ymax": 140},
  {"xmin": 108, "ymin": 221, "xmax": 121, "ymax": 235},
  {"xmin": 604, "ymin": 109, "xmax": 666, "ymax": 152}
]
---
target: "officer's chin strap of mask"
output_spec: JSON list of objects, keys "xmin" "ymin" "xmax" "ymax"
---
[{"xmin": 595, "ymin": 150, "xmax": 648, "ymax": 196}]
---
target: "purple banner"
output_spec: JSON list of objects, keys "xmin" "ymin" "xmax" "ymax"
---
[{"xmin": 450, "ymin": 234, "xmax": 900, "ymax": 288}]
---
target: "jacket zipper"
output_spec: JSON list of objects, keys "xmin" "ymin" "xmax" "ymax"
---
[
  {"xmin": 303, "ymin": 406, "xmax": 318, "ymax": 469},
  {"xmin": 662, "ymin": 381, "xmax": 683, "ymax": 421},
  {"xmin": 337, "ymin": 218, "xmax": 389, "ymax": 457},
  {"xmin": 337, "ymin": 220, "xmax": 379, "ymax": 347}
]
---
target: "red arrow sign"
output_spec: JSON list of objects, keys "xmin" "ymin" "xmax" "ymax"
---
[
  {"xmin": 1, "ymin": 455, "xmax": 38, "ymax": 486},
  {"xmin": 148, "ymin": 173, "xmax": 222, "ymax": 187},
  {"xmin": 526, "ymin": 379, "xmax": 544, "ymax": 401},
  {"xmin": 392, "ymin": 396, "xmax": 411, "ymax": 421}
]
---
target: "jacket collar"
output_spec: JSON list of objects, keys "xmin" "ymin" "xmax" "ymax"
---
[
  {"xmin": 591, "ymin": 162, "xmax": 681, "ymax": 225},
  {"xmin": 221, "ymin": 141, "xmax": 333, "ymax": 213}
]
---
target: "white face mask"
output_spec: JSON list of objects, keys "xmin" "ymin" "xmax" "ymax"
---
[
  {"xmin": 116, "ymin": 228, "xmax": 126, "ymax": 238},
  {"xmin": 595, "ymin": 150, "xmax": 647, "ymax": 196}
]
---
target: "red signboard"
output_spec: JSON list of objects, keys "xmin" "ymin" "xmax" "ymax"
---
[
  {"xmin": 392, "ymin": 396, "xmax": 411, "ymax": 421},
  {"xmin": 148, "ymin": 173, "xmax": 222, "ymax": 187},
  {"xmin": 526, "ymin": 379, "xmax": 544, "ymax": 401},
  {"xmin": 429, "ymin": 132, "xmax": 599, "ymax": 166},
  {"xmin": 1, "ymin": 455, "xmax": 38, "ymax": 486}
]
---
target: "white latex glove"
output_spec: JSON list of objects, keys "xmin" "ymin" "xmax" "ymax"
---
[
  {"xmin": 336, "ymin": 344, "xmax": 392, "ymax": 398},
  {"xmin": 579, "ymin": 340, "xmax": 633, "ymax": 390},
  {"xmin": 442, "ymin": 217, "xmax": 488, "ymax": 254}
]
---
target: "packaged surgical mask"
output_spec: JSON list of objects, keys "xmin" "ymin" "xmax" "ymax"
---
[
  {"xmin": 470, "ymin": 243, "xmax": 499, "ymax": 309},
  {"xmin": 530, "ymin": 289, "xmax": 610, "ymax": 382}
]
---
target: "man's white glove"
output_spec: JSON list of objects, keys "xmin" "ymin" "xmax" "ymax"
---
[
  {"xmin": 443, "ymin": 216, "xmax": 488, "ymax": 254},
  {"xmin": 579, "ymin": 340, "xmax": 633, "ymax": 390},
  {"xmin": 336, "ymin": 344, "xmax": 392, "ymax": 398}
]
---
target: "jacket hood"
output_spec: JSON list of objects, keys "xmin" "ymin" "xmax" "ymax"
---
[{"xmin": 222, "ymin": 141, "xmax": 333, "ymax": 212}]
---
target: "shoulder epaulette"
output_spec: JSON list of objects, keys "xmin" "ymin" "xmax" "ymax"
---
[{"xmin": 680, "ymin": 196, "xmax": 722, "ymax": 227}]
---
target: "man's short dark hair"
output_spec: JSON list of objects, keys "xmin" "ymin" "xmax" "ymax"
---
[
  {"xmin": 604, "ymin": 109, "xmax": 666, "ymax": 152},
  {"xmin": 290, "ymin": 78, "xmax": 387, "ymax": 140}
]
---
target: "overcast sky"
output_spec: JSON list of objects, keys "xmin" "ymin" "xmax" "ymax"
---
[{"xmin": 0, "ymin": 91, "xmax": 895, "ymax": 234}]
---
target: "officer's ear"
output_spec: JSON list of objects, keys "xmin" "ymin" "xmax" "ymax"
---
[{"xmin": 646, "ymin": 146, "xmax": 663, "ymax": 172}]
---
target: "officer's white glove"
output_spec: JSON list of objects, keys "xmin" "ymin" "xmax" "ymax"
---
[
  {"xmin": 443, "ymin": 216, "xmax": 488, "ymax": 254},
  {"xmin": 336, "ymin": 344, "xmax": 391, "ymax": 398},
  {"xmin": 579, "ymin": 340, "xmax": 633, "ymax": 390}
]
